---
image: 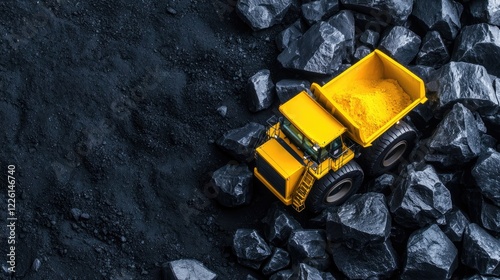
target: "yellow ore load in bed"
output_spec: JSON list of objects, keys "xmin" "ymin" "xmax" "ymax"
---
[{"xmin": 333, "ymin": 79, "xmax": 412, "ymax": 140}]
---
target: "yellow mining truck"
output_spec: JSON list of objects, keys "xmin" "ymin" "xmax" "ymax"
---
[{"xmin": 254, "ymin": 50, "xmax": 426, "ymax": 213}]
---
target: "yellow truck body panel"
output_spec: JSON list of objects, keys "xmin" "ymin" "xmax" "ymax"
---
[{"xmin": 311, "ymin": 49, "xmax": 427, "ymax": 147}]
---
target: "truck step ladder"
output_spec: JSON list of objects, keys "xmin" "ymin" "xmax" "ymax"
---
[{"xmin": 292, "ymin": 169, "xmax": 316, "ymax": 212}]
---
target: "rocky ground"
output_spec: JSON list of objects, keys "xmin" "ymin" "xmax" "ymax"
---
[{"xmin": 1, "ymin": 0, "xmax": 500, "ymax": 279}]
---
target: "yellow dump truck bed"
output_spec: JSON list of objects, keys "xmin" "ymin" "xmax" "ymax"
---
[{"xmin": 312, "ymin": 50, "xmax": 426, "ymax": 148}]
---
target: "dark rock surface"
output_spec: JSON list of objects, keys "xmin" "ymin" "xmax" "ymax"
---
[
  {"xmin": 164, "ymin": 259, "xmax": 217, "ymax": 280},
  {"xmin": 275, "ymin": 79, "xmax": 311, "ymax": 103},
  {"xmin": 467, "ymin": 190, "xmax": 500, "ymax": 233},
  {"xmin": 287, "ymin": 230, "xmax": 329, "ymax": 270},
  {"xmin": 416, "ymin": 31, "xmax": 450, "ymax": 68},
  {"xmin": 233, "ymin": 229, "xmax": 272, "ymax": 268},
  {"xmin": 326, "ymin": 193, "xmax": 391, "ymax": 246},
  {"xmin": 236, "ymin": 0, "xmax": 293, "ymax": 30},
  {"xmin": 440, "ymin": 208, "xmax": 470, "ymax": 242},
  {"xmin": 291, "ymin": 263, "xmax": 325, "ymax": 280},
  {"xmin": 326, "ymin": 10, "xmax": 355, "ymax": 57},
  {"xmin": 378, "ymin": 26, "xmax": 421, "ymax": 64},
  {"xmin": 269, "ymin": 269, "xmax": 294, "ymax": 280},
  {"xmin": 452, "ymin": 24, "xmax": 500, "ymax": 77},
  {"xmin": 359, "ymin": 29, "xmax": 379, "ymax": 49},
  {"xmin": 426, "ymin": 103, "xmax": 482, "ymax": 166},
  {"xmin": 353, "ymin": 46, "xmax": 371, "ymax": 61},
  {"xmin": 367, "ymin": 173, "xmax": 395, "ymax": 193},
  {"xmin": 301, "ymin": 0, "xmax": 339, "ymax": 25},
  {"xmin": 472, "ymin": 150, "xmax": 500, "ymax": 206},
  {"xmin": 331, "ymin": 240, "xmax": 398, "ymax": 279},
  {"xmin": 470, "ymin": 0, "xmax": 500, "ymax": 26},
  {"xmin": 211, "ymin": 163, "xmax": 253, "ymax": 207},
  {"xmin": 462, "ymin": 223, "xmax": 500, "ymax": 276},
  {"xmin": 411, "ymin": 0, "xmax": 463, "ymax": 40},
  {"xmin": 278, "ymin": 21, "xmax": 346, "ymax": 74},
  {"xmin": 340, "ymin": 0, "xmax": 413, "ymax": 25},
  {"xmin": 389, "ymin": 163, "xmax": 452, "ymax": 228},
  {"xmin": 262, "ymin": 204, "xmax": 302, "ymax": 246},
  {"xmin": 247, "ymin": 69, "xmax": 275, "ymax": 112},
  {"xmin": 401, "ymin": 224, "xmax": 458, "ymax": 280},
  {"xmin": 216, "ymin": 122, "xmax": 266, "ymax": 162},
  {"xmin": 262, "ymin": 248, "xmax": 290, "ymax": 275},
  {"xmin": 276, "ymin": 20, "xmax": 305, "ymax": 51},
  {"xmin": 408, "ymin": 65, "xmax": 437, "ymax": 83}
]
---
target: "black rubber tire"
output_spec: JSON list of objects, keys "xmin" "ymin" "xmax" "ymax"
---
[
  {"xmin": 306, "ymin": 161, "xmax": 364, "ymax": 213},
  {"xmin": 360, "ymin": 120, "xmax": 416, "ymax": 177}
]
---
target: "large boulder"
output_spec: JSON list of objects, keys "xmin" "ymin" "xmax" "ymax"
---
[
  {"xmin": 236, "ymin": 0, "xmax": 293, "ymax": 30},
  {"xmin": 416, "ymin": 31, "xmax": 450, "ymax": 68},
  {"xmin": 233, "ymin": 229, "xmax": 272, "ymax": 269},
  {"xmin": 276, "ymin": 20, "xmax": 305, "ymax": 51},
  {"xmin": 401, "ymin": 224, "xmax": 458, "ymax": 280},
  {"xmin": 339, "ymin": 0, "xmax": 413, "ymax": 25},
  {"xmin": 163, "ymin": 259, "xmax": 217, "ymax": 280},
  {"xmin": 411, "ymin": 0, "xmax": 463, "ymax": 40},
  {"xmin": 331, "ymin": 240, "xmax": 398, "ymax": 279},
  {"xmin": 278, "ymin": 21, "xmax": 345, "ymax": 74},
  {"xmin": 211, "ymin": 163, "xmax": 253, "ymax": 207},
  {"xmin": 216, "ymin": 122, "xmax": 265, "ymax": 162},
  {"xmin": 389, "ymin": 163, "xmax": 452, "ymax": 228},
  {"xmin": 440, "ymin": 208, "xmax": 470, "ymax": 242},
  {"xmin": 287, "ymin": 230, "xmax": 329, "ymax": 270},
  {"xmin": 262, "ymin": 204, "xmax": 302, "ymax": 246},
  {"xmin": 326, "ymin": 193, "xmax": 391, "ymax": 247},
  {"xmin": 378, "ymin": 26, "xmax": 421, "ymax": 65},
  {"xmin": 470, "ymin": 0, "xmax": 500, "ymax": 27},
  {"xmin": 247, "ymin": 69, "xmax": 274, "ymax": 112},
  {"xmin": 301, "ymin": 0, "xmax": 339, "ymax": 25},
  {"xmin": 452, "ymin": 24, "xmax": 500, "ymax": 77},
  {"xmin": 262, "ymin": 248, "xmax": 290, "ymax": 276},
  {"xmin": 432, "ymin": 62, "xmax": 497, "ymax": 114},
  {"xmin": 472, "ymin": 150, "xmax": 500, "ymax": 206},
  {"xmin": 462, "ymin": 223, "xmax": 500, "ymax": 276},
  {"xmin": 275, "ymin": 79, "xmax": 311, "ymax": 104},
  {"xmin": 426, "ymin": 103, "xmax": 482, "ymax": 167},
  {"xmin": 326, "ymin": 10, "xmax": 355, "ymax": 57}
]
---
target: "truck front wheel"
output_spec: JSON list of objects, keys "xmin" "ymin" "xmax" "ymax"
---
[
  {"xmin": 306, "ymin": 161, "xmax": 364, "ymax": 213},
  {"xmin": 360, "ymin": 120, "xmax": 416, "ymax": 176}
]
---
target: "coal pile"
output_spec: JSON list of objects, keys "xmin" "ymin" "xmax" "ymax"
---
[{"xmin": 3, "ymin": 0, "xmax": 500, "ymax": 279}]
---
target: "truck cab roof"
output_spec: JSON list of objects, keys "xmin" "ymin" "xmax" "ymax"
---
[{"xmin": 279, "ymin": 91, "xmax": 346, "ymax": 148}]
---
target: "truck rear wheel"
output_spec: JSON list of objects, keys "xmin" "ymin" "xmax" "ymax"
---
[
  {"xmin": 306, "ymin": 161, "xmax": 364, "ymax": 213},
  {"xmin": 360, "ymin": 121, "xmax": 416, "ymax": 177}
]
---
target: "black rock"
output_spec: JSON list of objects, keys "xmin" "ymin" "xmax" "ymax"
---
[
  {"xmin": 452, "ymin": 24, "xmax": 500, "ymax": 77},
  {"xmin": 287, "ymin": 229, "xmax": 329, "ymax": 270},
  {"xmin": 278, "ymin": 21, "xmax": 346, "ymax": 74},
  {"xmin": 440, "ymin": 208, "xmax": 470, "ymax": 242},
  {"xmin": 233, "ymin": 229, "xmax": 272, "ymax": 269},
  {"xmin": 481, "ymin": 134, "xmax": 498, "ymax": 154},
  {"xmin": 321, "ymin": 272, "xmax": 335, "ymax": 280},
  {"xmin": 236, "ymin": 0, "xmax": 293, "ymax": 30},
  {"xmin": 416, "ymin": 31, "xmax": 450, "ymax": 68},
  {"xmin": 326, "ymin": 193, "xmax": 391, "ymax": 247},
  {"xmin": 276, "ymin": 20, "xmax": 305, "ymax": 51},
  {"xmin": 216, "ymin": 122, "xmax": 266, "ymax": 162},
  {"xmin": 467, "ymin": 190, "xmax": 500, "ymax": 233},
  {"xmin": 245, "ymin": 275, "xmax": 258, "ymax": 280},
  {"xmin": 340, "ymin": 0, "xmax": 413, "ymax": 25},
  {"xmin": 269, "ymin": 269, "xmax": 293, "ymax": 280},
  {"xmin": 470, "ymin": 0, "xmax": 500, "ymax": 27},
  {"xmin": 462, "ymin": 223, "xmax": 500, "ymax": 276},
  {"xmin": 326, "ymin": 10, "xmax": 355, "ymax": 57},
  {"xmin": 163, "ymin": 259, "xmax": 217, "ymax": 280},
  {"xmin": 301, "ymin": 0, "xmax": 339, "ymax": 26},
  {"xmin": 262, "ymin": 204, "xmax": 302, "ymax": 246},
  {"xmin": 275, "ymin": 79, "xmax": 311, "ymax": 103},
  {"xmin": 408, "ymin": 65, "xmax": 438, "ymax": 84},
  {"xmin": 353, "ymin": 46, "xmax": 371, "ymax": 61},
  {"xmin": 247, "ymin": 69, "xmax": 274, "ymax": 112},
  {"xmin": 262, "ymin": 248, "xmax": 290, "ymax": 276},
  {"xmin": 331, "ymin": 240, "xmax": 398, "ymax": 279},
  {"xmin": 432, "ymin": 62, "xmax": 497, "ymax": 114},
  {"xmin": 211, "ymin": 163, "xmax": 253, "ymax": 207},
  {"xmin": 411, "ymin": 0, "xmax": 463, "ymax": 41},
  {"xmin": 359, "ymin": 29, "xmax": 379, "ymax": 49},
  {"xmin": 426, "ymin": 103, "xmax": 482, "ymax": 166},
  {"xmin": 401, "ymin": 224, "xmax": 458, "ymax": 280},
  {"xmin": 352, "ymin": 12, "xmax": 391, "ymax": 34},
  {"xmin": 368, "ymin": 173, "xmax": 395, "ymax": 193},
  {"xmin": 378, "ymin": 26, "xmax": 421, "ymax": 65},
  {"xmin": 464, "ymin": 275, "xmax": 500, "ymax": 280},
  {"xmin": 389, "ymin": 163, "xmax": 452, "ymax": 228},
  {"xmin": 70, "ymin": 208, "xmax": 82, "ymax": 221},
  {"xmin": 291, "ymin": 263, "xmax": 324, "ymax": 280},
  {"xmin": 216, "ymin": 105, "xmax": 227, "ymax": 117},
  {"xmin": 472, "ymin": 150, "xmax": 500, "ymax": 206}
]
